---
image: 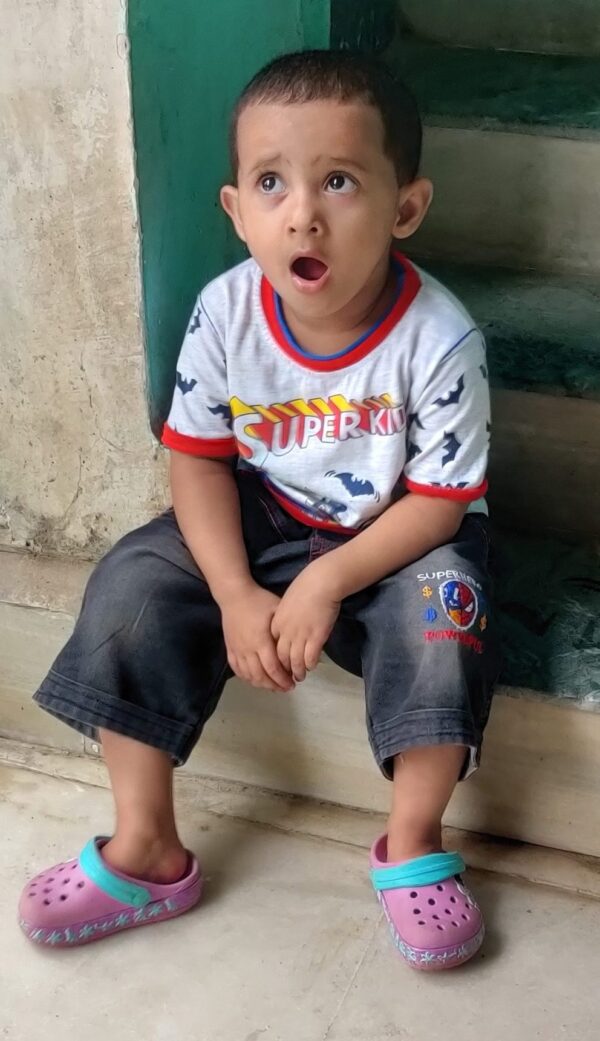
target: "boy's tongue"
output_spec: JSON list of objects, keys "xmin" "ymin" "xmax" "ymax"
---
[{"xmin": 292, "ymin": 256, "xmax": 328, "ymax": 281}]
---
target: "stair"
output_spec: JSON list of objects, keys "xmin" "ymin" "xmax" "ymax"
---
[
  {"xmin": 391, "ymin": 40, "xmax": 600, "ymax": 134},
  {"xmin": 382, "ymin": 8, "xmax": 600, "ymax": 549},
  {"xmin": 397, "ymin": 0, "xmax": 600, "ymax": 57},
  {"xmin": 375, "ymin": 3, "xmax": 600, "ymax": 849},
  {"xmin": 424, "ymin": 263, "xmax": 600, "ymax": 400},
  {"xmin": 419, "ymin": 263, "xmax": 600, "ymax": 539}
]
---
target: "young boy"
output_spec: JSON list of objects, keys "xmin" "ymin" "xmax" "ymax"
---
[{"xmin": 20, "ymin": 50, "xmax": 500, "ymax": 969}]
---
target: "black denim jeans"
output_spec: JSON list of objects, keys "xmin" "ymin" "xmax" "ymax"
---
[{"xmin": 35, "ymin": 470, "xmax": 501, "ymax": 779}]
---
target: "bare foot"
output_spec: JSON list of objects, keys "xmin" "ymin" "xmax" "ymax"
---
[
  {"xmin": 386, "ymin": 819, "xmax": 443, "ymax": 864},
  {"xmin": 102, "ymin": 834, "xmax": 189, "ymax": 884}
]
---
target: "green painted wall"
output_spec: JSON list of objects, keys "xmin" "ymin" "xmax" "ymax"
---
[
  {"xmin": 331, "ymin": 0, "xmax": 396, "ymax": 52},
  {"xmin": 128, "ymin": 0, "xmax": 330, "ymax": 432}
]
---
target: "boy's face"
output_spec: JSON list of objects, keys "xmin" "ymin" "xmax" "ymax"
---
[{"xmin": 221, "ymin": 99, "xmax": 432, "ymax": 322}]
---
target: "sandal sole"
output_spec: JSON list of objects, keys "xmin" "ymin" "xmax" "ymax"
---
[
  {"xmin": 376, "ymin": 890, "xmax": 485, "ymax": 971},
  {"xmin": 19, "ymin": 883, "xmax": 202, "ymax": 948}
]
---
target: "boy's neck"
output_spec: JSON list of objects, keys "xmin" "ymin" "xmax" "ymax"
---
[{"xmin": 280, "ymin": 254, "xmax": 397, "ymax": 357}]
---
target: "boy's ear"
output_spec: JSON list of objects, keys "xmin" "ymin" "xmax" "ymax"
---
[
  {"xmin": 220, "ymin": 184, "xmax": 246, "ymax": 243},
  {"xmin": 392, "ymin": 177, "xmax": 433, "ymax": 240}
]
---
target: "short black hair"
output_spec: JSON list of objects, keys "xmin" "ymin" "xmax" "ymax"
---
[{"xmin": 229, "ymin": 49, "xmax": 422, "ymax": 185}]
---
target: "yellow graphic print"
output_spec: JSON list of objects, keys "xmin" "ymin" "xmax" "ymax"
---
[
  {"xmin": 231, "ymin": 393, "xmax": 405, "ymax": 461},
  {"xmin": 422, "ymin": 586, "xmax": 433, "ymax": 599}
]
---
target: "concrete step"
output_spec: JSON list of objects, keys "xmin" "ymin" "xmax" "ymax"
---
[
  {"xmin": 407, "ymin": 125, "xmax": 600, "ymax": 274},
  {"xmin": 416, "ymin": 262, "xmax": 600, "ymax": 400},
  {"xmin": 397, "ymin": 0, "xmax": 600, "ymax": 58},
  {"xmin": 384, "ymin": 37, "xmax": 600, "ymax": 274},
  {"xmin": 1, "ymin": 540, "xmax": 600, "ymax": 857},
  {"xmin": 389, "ymin": 39, "xmax": 600, "ymax": 135},
  {"xmin": 493, "ymin": 529, "xmax": 600, "ymax": 700},
  {"xmin": 4, "ymin": 745, "xmax": 600, "ymax": 900},
  {"xmin": 488, "ymin": 390, "xmax": 600, "ymax": 542}
]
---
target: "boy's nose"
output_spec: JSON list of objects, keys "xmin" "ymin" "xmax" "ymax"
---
[{"xmin": 287, "ymin": 192, "xmax": 322, "ymax": 236}]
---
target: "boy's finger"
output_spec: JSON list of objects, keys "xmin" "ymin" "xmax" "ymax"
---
[
  {"xmin": 276, "ymin": 637, "xmax": 292, "ymax": 674},
  {"xmin": 227, "ymin": 651, "xmax": 239, "ymax": 676},
  {"xmin": 246, "ymin": 652, "xmax": 268, "ymax": 688},
  {"xmin": 246, "ymin": 652, "xmax": 282, "ymax": 693},
  {"xmin": 290, "ymin": 642, "xmax": 307, "ymax": 683},
  {"xmin": 260, "ymin": 648, "xmax": 294, "ymax": 691},
  {"xmin": 305, "ymin": 640, "xmax": 322, "ymax": 672}
]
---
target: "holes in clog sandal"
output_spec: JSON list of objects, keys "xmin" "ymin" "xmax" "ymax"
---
[
  {"xmin": 418, "ymin": 921, "xmax": 425, "ymax": 926},
  {"xmin": 427, "ymin": 898, "xmax": 435, "ymax": 905},
  {"xmin": 59, "ymin": 895, "xmax": 68, "ymax": 902},
  {"xmin": 77, "ymin": 881, "xmax": 85, "ymax": 889},
  {"xmin": 43, "ymin": 900, "xmax": 51, "ymax": 906},
  {"xmin": 412, "ymin": 908, "xmax": 422, "ymax": 915},
  {"xmin": 410, "ymin": 891, "xmax": 418, "ymax": 898},
  {"xmin": 437, "ymin": 924, "xmax": 444, "ymax": 931},
  {"xmin": 436, "ymin": 884, "xmax": 444, "ymax": 892}
]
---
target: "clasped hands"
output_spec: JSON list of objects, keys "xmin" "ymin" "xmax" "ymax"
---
[{"xmin": 221, "ymin": 560, "xmax": 340, "ymax": 692}]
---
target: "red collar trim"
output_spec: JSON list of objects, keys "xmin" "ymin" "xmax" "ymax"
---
[{"xmin": 260, "ymin": 252, "xmax": 421, "ymax": 372}]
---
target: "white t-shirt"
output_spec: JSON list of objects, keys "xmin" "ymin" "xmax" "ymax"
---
[{"xmin": 163, "ymin": 253, "xmax": 490, "ymax": 533}]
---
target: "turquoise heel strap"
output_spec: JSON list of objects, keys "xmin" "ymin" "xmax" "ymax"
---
[
  {"xmin": 370, "ymin": 851, "xmax": 465, "ymax": 892},
  {"xmin": 79, "ymin": 838, "xmax": 151, "ymax": 908}
]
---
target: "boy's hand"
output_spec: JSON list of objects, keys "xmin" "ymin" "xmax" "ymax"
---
[
  {"xmin": 220, "ymin": 583, "xmax": 295, "ymax": 693},
  {"xmin": 271, "ymin": 565, "xmax": 341, "ymax": 683}
]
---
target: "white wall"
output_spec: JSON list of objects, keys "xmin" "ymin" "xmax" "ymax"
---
[{"xmin": 0, "ymin": 0, "xmax": 168, "ymax": 560}]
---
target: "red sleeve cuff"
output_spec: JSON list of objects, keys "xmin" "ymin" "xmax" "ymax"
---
[
  {"xmin": 161, "ymin": 423, "xmax": 237, "ymax": 458},
  {"xmin": 404, "ymin": 477, "xmax": 488, "ymax": 502}
]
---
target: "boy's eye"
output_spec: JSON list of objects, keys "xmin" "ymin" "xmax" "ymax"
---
[
  {"xmin": 259, "ymin": 174, "xmax": 285, "ymax": 194},
  {"xmin": 325, "ymin": 173, "xmax": 357, "ymax": 194}
]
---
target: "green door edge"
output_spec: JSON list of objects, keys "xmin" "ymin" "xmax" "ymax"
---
[{"xmin": 128, "ymin": 0, "xmax": 393, "ymax": 434}]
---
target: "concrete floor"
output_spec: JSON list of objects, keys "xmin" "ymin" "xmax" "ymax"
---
[{"xmin": 2, "ymin": 763, "xmax": 600, "ymax": 1041}]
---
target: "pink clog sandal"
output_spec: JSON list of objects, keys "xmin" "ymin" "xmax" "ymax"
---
[
  {"xmin": 370, "ymin": 835, "xmax": 484, "ymax": 970},
  {"xmin": 19, "ymin": 837, "xmax": 202, "ymax": 947}
]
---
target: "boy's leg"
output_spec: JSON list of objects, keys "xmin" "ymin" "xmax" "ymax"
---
[
  {"xmin": 100, "ymin": 730, "xmax": 186, "ymax": 883},
  {"xmin": 32, "ymin": 474, "xmax": 313, "ymax": 882},
  {"xmin": 387, "ymin": 745, "xmax": 466, "ymax": 862},
  {"xmin": 34, "ymin": 508, "xmax": 232, "ymax": 768},
  {"xmin": 20, "ymin": 475, "xmax": 317, "ymax": 944},
  {"xmin": 328, "ymin": 513, "xmax": 501, "ymax": 860},
  {"xmin": 323, "ymin": 515, "xmax": 500, "ymax": 968}
]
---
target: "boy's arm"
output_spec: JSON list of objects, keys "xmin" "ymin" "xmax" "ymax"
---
[
  {"xmin": 164, "ymin": 292, "xmax": 293, "ymax": 693},
  {"xmin": 272, "ymin": 327, "xmax": 490, "ymax": 681},
  {"xmin": 270, "ymin": 494, "xmax": 465, "ymax": 682},
  {"xmin": 169, "ymin": 455, "xmax": 294, "ymax": 695},
  {"xmin": 302, "ymin": 493, "xmax": 466, "ymax": 601},
  {"xmin": 170, "ymin": 451, "xmax": 253, "ymax": 606}
]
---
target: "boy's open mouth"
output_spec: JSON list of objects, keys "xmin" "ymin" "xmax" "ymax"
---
[{"xmin": 291, "ymin": 256, "xmax": 329, "ymax": 282}]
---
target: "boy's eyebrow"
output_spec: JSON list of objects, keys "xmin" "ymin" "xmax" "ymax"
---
[
  {"xmin": 245, "ymin": 154, "xmax": 371, "ymax": 177},
  {"xmin": 327, "ymin": 156, "xmax": 369, "ymax": 173},
  {"xmin": 246, "ymin": 153, "xmax": 283, "ymax": 176}
]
